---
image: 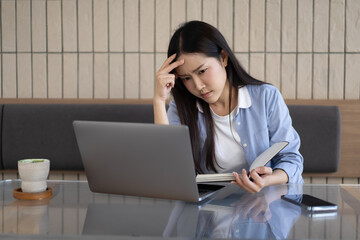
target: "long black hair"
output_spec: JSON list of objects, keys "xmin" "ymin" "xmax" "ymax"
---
[{"xmin": 168, "ymin": 21, "xmax": 264, "ymax": 173}]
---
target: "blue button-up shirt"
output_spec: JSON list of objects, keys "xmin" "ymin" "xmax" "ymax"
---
[{"xmin": 167, "ymin": 84, "xmax": 304, "ymax": 184}]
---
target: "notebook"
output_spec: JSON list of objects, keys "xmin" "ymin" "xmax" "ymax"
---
[
  {"xmin": 73, "ymin": 121, "xmax": 224, "ymax": 202},
  {"xmin": 196, "ymin": 141, "xmax": 289, "ymax": 183}
]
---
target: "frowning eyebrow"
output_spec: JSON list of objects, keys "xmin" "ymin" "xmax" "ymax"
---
[{"xmin": 177, "ymin": 64, "xmax": 205, "ymax": 76}]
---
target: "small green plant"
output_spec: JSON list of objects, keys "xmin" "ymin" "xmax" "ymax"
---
[{"xmin": 19, "ymin": 159, "xmax": 45, "ymax": 163}]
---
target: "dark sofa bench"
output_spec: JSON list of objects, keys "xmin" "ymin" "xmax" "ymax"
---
[{"xmin": 0, "ymin": 104, "xmax": 341, "ymax": 174}]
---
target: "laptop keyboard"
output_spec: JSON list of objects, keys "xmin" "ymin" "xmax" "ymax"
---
[{"xmin": 197, "ymin": 184, "xmax": 224, "ymax": 198}]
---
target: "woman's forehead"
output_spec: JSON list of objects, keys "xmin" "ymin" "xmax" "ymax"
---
[
  {"xmin": 177, "ymin": 52, "xmax": 207, "ymax": 61},
  {"xmin": 176, "ymin": 53, "xmax": 216, "ymax": 73},
  {"xmin": 176, "ymin": 54, "xmax": 209, "ymax": 75}
]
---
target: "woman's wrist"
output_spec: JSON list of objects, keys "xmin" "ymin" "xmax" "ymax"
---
[
  {"xmin": 153, "ymin": 97, "xmax": 167, "ymax": 106},
  {"xmin": 153, "ymin": 98, "xmax": 169, "ymax": 124},
  {"xmin": 267, "ymin": 169, "xmax": 289, "ymax": 186}
]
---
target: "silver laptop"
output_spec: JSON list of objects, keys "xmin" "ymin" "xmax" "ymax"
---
[{"xmin": 73, "ymin": 121, "xmax": 224, "ymax": 202}]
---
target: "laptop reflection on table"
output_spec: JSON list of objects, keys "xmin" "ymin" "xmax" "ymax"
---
[{"xmin": 82, "ymin": 202, "xmax": 199, "ymax": 238}]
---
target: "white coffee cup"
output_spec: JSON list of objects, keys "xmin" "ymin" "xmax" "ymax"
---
[{"xmin": 18, "ymin": 159, "xmax": 50, "ymax": 193}]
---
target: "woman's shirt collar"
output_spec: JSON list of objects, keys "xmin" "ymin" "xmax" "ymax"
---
[{"xmin": 196, "ymin": 86, "xmax": 252, "ymax": 113}]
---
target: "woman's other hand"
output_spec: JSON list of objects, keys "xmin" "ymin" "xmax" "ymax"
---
[{"xmin": 231, "ymin": 167, "xmax": 274, "ymax": 193}]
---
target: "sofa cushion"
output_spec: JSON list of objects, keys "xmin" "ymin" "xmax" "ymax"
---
[
  {"xmin": 1, "ymin": 103, "xmax": 341, "ymax": 173},
  {"xmin": 288, "ymin": 105, "xmax": 341, "ymax": 173},
  {"xmin": 2, "ymin": 104, "xmax": 154, "ymax": 170}
]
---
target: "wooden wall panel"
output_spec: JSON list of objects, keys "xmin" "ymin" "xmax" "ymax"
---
[{"xmin": 0, "ymin": 0, "xmax": 359, "ymax": 101}]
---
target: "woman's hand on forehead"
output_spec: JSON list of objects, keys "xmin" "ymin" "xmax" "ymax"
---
[
  {"xmin": 154, "ymin": 54, "xmax": 185, "ymax": 103},
  {"xmin": 160, "ymin": 54, "xmax": 185, "ymax": 74}
]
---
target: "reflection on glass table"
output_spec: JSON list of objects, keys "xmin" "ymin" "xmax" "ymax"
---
[
  {"xmin": 195, "ymin": 185, "xmax": 301, "ymax": 239},
  {"xmin": 0, "ymin": 180, "xmax": 359, "ymax": 239}
]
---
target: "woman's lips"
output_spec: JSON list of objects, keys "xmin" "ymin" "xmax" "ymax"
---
[{"xmin": 201, "ymin": 91, "xmax": 212, "ymax": 98}]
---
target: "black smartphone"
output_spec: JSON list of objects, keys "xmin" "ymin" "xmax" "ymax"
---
[{"xmin": 281, "ymin": 194, "xmax": 338, "ymax": 212}]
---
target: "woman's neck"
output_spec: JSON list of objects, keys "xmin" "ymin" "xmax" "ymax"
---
[{"xmin": 209, "ymin": 83, "xmax": 238, "ymax": 116}]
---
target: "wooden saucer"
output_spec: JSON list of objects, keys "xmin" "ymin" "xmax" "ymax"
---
[{"xmin": 13, "ymin": 187, "xmax": 52, "ymax": 200}]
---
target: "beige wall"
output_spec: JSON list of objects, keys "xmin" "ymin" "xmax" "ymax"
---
[{"xmin": 0, "ymin": 0, "xmax": 359, "ymax": 100}]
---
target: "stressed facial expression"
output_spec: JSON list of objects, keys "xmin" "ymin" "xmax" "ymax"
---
[{"xmin": 175, "ymin": 52, "xmax": 229, "ymax": 105}]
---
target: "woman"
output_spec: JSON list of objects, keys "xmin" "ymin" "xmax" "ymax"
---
[{"xmin": 153, "ymin": 21, "xmax": 303, "ymax": 193}]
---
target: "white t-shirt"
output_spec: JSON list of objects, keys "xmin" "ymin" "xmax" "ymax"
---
[
  {"xmin": 196, "ymin": 87, "xmax": 251, "ymax": 173},
  {"xmin": 210, "ymin": 107, "xmax": 247, "ymax": 173}
]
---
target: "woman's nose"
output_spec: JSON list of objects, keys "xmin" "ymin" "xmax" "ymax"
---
[{"xmin": 193, "ymin": 77, "xmax": 205, "ymax": 91}]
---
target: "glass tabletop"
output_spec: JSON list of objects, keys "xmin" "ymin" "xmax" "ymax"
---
[{"xmin": 0, "ymin": 180, "xmax": 359, "ymax": 239}]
